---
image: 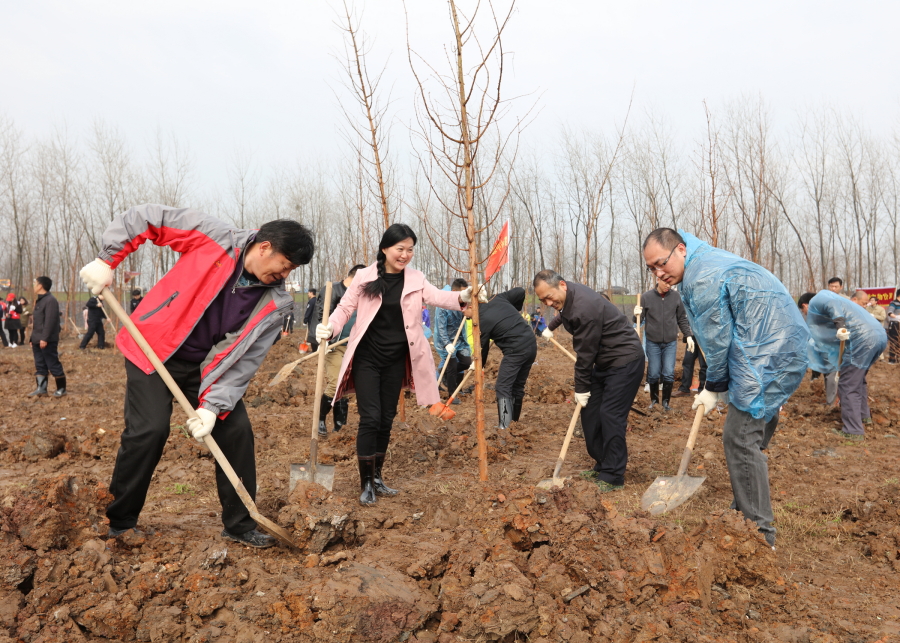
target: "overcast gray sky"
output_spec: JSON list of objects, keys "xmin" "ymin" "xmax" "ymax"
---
[{"xmin": 2, "ymin": 0, "xmax": 897, "ymax": 189}]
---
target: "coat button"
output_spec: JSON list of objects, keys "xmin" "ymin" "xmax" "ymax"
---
[{"xmin": 410, "ymin": 342, "xmax": 414, "ymax": 346}]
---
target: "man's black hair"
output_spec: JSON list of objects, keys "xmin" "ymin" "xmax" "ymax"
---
[
  {"xmin": 132, "ymin": 289, "xmax": 142, "ymax": 297},
  {"xmin": 797, "ymin": 292, "xmax": 815, "ymax": 309},
  {"xmin": 308, "ymin": 288, "xmax": 317, "ymax": 295},
  {"xmin": 35, "ymin": 276, "xmax": 52, "ymax": 292},
  {"xmin": 642, "ymin": 227, "xmax": 685, "ymax": 251},
  {"xmin": 450, "ymin": 278, "xmax": 468, "ymax": 290},
  {"xmin": 255, "ymin": 220, "xmax": 315, "ymax": 266},
  {"xmin": 827, "ymin": 277, "xmax": 843, "ymax": 287},
  {"xmin": 348, "ymin": 264, "xmax": 366, "ymax": 277},
  {"xmin": 533, "ymin": 269, "xmax": 564, "ymax": 289}
]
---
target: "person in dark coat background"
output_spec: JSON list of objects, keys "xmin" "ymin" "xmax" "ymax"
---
[
  {"xmin": 304, "ymin": 287, "xmax": 318, "ymax": 351},
  {"xmin": 80, "ymin": 295, "xmax": 108, "ymax": 349},
  {"xmin": 28, "ymin": 276, "xmax": 66, "ymax": 397},
  {"xmin": 464, "ymin": 287, "xmax": 537, "ymax": 428},
  {"xmin": 129, "ymin": 289, "xmax": 143, "ymax": 315}
]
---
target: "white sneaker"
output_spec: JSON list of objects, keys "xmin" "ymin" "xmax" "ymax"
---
[{"xmin": 9, "ymin": 343, "xmax": 16, "ymax": 348}]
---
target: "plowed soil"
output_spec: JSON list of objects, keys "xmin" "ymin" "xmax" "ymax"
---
[{"xmin": 1, "ymin": 333, "xmax": 898, "ymax": 642}]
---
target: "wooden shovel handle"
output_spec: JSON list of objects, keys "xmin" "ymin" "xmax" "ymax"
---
[
  {"xmin": 437, "ymin": 319, "xmax": 467, "ymax": 385},
  {"xmin": 309, "ymin": 282, "xmax": 333, "ymax": 477},
  {"xmin": 549, "ymin": 337, "xmax": 577, "ymax": 363},
  {"xmin": 551, "ymin": 402, "xmax": 584, "ymax": 480},
  {"xmin": 676, "ymin": 405, "xmax": 705, "ymax": 477},
  {"xmin": 446, "ymin": 367, "xmax": 474, "ymax": 403}
]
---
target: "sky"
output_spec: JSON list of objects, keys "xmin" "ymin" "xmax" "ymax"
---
[{"xmin": 1, "ymin": 0, "xmax": 898, "ymax": 190}]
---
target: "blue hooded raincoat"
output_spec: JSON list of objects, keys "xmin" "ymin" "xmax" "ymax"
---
[
  {"xmin": 805, "ymin": 290, "xmax": 887, "ymax": 373},
  {"xmin": 678, "ymin": 230, "xmax": 809, "ymax": 421}
]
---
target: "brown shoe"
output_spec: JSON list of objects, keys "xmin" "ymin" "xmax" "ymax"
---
[{"xmin": 671, "ymin": 389, "xmax": 689, "ymax": 398}]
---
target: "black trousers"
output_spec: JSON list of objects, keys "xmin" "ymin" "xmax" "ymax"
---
[
  {"xmin": 15, "ymin": 327, "xmax": 25, "ymax": 344},
  {"xmin": 0, "ymin": 324, "xmax": 7, "ymax": 346},
  {"xmin": 581, "ymin": 356, "xmax": 644, "ymax": 486},
  {"xmin": 494, "ymin": 343, "xmax": 537, "ymax": 399},
  {"xmin": 444, "ymin": 353, "xmax": 472, "ymax": 395},
  {"xmin": 888, "ymin": 323, "xmax": 900, "ymax": 363},
  {"xmin": 678, "ymin": 348, "xmax": 706, "ymax": 393},
  {"xmin": 31, "ymin": 341, "xmax": 65, "ymax": 377},
  {"xmin": 80, "ymin": 319, "xmax": 106, "ymax": 348},
  {"xmin": 353, "ymin": 348, "xmax": 407, "ymax": 456},
  {"xmin": 106, "ymin": 358, "xmax": 258, "ymax": 534}
]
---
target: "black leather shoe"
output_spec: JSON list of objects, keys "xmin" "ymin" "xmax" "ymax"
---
[
  {"xmin": 671, "ymin": 389, "xmax": 689, "ymax": 398},
  {"xmin": 221, "ymin": 528, "xmax": 276, "ymax": 548},
  {"xmin": 53, "ymin": 376, "xmax": 67, "ymax": 398}
]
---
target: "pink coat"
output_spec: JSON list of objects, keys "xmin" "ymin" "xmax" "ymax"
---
[{"xmin": 328, "ymin": 264, "xmax": 463, "ymax": 406}]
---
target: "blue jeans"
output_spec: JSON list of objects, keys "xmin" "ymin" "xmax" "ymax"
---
[{"xmin": 645, "ymin": 340, "xmax": 676, "ymax": 384}]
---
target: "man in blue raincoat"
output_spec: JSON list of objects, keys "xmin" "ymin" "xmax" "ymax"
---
[
  {"xmin": 434, "ymin": 279, "xmax": 471, "ymax": 396},
  {"xmin": 642, "ymin": 228, "xmax": 809, "ymax": 548},
  {"xmin": 803, "ymin": 289, "xmax": 887, "ymax": 441}
]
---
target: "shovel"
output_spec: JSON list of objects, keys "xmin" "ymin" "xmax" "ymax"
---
[
  {"xmin": 640, "ymin": 404, "xmax": 706, "ymax": 515},
  {"xmin": 835, "ymin": 340, "xmax": 845, "ymax": 383},
  {"xmin": 635, "ymin": 292, "xmax": 642, "ymax": 339},
  {"xmin": 429, "ymin": 367, "xmax": 474, "ymax": 421},
  {"xmin": 290, "ymin": 282, "xmax": 336, "ymax": 492},
  {"xmin": 269, "ymin": 337, "xmax": 348, "ymax": 387},
  {"xmin": 100, "ymin": 287, "xmax": 296, "ymax": 548},
  {"xmin": 536, "ymin": 402, "xmax": 584, "ymax": 489},
  {"xmin": 435, "ymin": 319, "xmax": 467, "ymax": 386}
]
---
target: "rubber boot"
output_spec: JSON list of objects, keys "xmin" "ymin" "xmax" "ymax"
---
[
  {"xmin": 28, "ymin": 375, "xmax": 48, "ymax": 397},
  {"xmin": 318, "ymin": 395, "xmax": 332, "ymax": 437},
  {"xmin": 497, "ymin": 397, "xmax": 514, "ymax": 429},
  {"xmin": 661, "ymin": 382, "xmax": 672, "ymax": 411},
  {"xmin": 373, "ymin": 452, "xmax": 399, "ymax": 496},
  {"xmin": 53, "ymin": 376, "xmax": 67, "ymax": 398},
  {"xmin": 357, "ymin": 455, "xmax": 377, "ymax": 506},
  {"xmin": 512, "ymin": 397, "xmax": 523, "ymax": 422},
  {"xmin": 333, "ymin": 397, "xmax": 348, "ymax": 432},
  {"xmin": 648, "ymin": 382, "xmax": 659, "ymax": 410}
]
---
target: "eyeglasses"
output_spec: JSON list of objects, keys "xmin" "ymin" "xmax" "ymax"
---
[{"xmin": 646, "ymin": 247, "xmax": 677, "ymax": 274}]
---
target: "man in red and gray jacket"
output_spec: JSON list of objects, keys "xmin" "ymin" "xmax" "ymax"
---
[{"xmin": 80, "ymin": 205, "xmax": 314, "ymax": 548}]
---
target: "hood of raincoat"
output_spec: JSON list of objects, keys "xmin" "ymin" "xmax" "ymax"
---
[
  {"xmin": 806, "ymin": 290, "xmax": 887, "ymax": 372},
  {"xmin": 679, "ymin": 230, "xmax": 809, "ymax": 421}
]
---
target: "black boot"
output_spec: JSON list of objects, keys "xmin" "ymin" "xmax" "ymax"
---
[
  {"xmin": 333, "ymin": 397, "xmax": 348, "ymax": 432},
  {"xmin": 512, "ymin": 397, "xmax": 523, "ymax": 422},
  {"xmin": 357, "ymin": 455, "xmax": 377, "ymax": 505},
  {"xmin": 661, "ymin": 382, "xmax": 672, "ymax": 411},
  {"xmin": 497, "ymin": 397, "xmax": 514, "ymax": 429},
  {"xmin": 648, "ymin": 382, "xmax": 659, "ymax": 410},
  {"xmin": 318, "ymin": 395, "xmax": 332, "ymax": 437},
  {"xmin": 373, "ymin": 452, "xmax": 399, "ymax": 496},
  {"xmin": 53, "ymin": 376, "xmax": 67, "ymax": 398},
  {"xmin": 28, "ymin": 375, "xmax": 48, "ymax": 397}
]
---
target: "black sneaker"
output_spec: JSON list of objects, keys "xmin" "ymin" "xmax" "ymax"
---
[
  {"xmin": 108, "ymin": 526, "xmax": 154, "ymax": 538},
  {"xmin": 221, "ymin": 528, "xmax": 276, "ymax": 548}
]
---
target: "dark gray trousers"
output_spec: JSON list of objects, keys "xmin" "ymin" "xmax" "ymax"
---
[
  {"xmin": 838, "ymin": 363, "xmax": 870, "ymax": 435},
  {"xmin": 723, "ymin": 404, "xmax": 778, "ymax": 546}
]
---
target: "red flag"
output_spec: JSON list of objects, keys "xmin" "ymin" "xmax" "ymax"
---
[{"xmin": 484, "ymin": 220, "xmax": 510, "ymax": 281}]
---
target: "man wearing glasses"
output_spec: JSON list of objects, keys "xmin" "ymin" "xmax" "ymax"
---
[
  {"xmin": 642, "ymin": 228, "xmax": 808, "ymax": 548},
  {"xmin": 533, "ymin": 270, "xmax": 645, "ymax": 493}
]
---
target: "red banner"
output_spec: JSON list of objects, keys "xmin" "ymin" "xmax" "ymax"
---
[
  {"xmin": 858, "ymin": 286, "xmax": 896, "ymax": 307},
  {"xmin": 484, "ymin": 220, "xmax": 509, "ymax": 281}
]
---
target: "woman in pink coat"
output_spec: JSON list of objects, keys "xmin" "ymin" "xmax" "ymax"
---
[{"xmin": 317, "ymin": 224, "xmax": 478, "ymax": 505}]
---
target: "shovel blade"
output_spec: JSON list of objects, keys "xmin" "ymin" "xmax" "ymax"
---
[
  {"xmin": 640, "ymin": 474, "xmax": 706, "ymax": 515},
  {"xmin": 536, "ymin": 477, "xmax": 567, "ymax": 490},
  {"xmin": 429, "ymin": 403, "xmax": 455, "ymax": 421},
  {"xmin": 290, "ymin": 461, "xmax": 335, "ymax": 492}
]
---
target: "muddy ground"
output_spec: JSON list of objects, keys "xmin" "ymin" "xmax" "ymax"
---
[{"xmin": 1, "ymin": 332, "xmax": 898, "ymax": 642}]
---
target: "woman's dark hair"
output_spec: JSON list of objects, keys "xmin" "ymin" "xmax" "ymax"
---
[{"xmin": 363, "ymin": 224, "xmax": 418, "ymax": 298}]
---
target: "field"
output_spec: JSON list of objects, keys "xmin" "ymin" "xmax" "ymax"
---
[{"xmin": 1, "ymin": 333, "xmax": 898, "ymax": 642}]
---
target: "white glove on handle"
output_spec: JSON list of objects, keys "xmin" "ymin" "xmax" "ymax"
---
[
  {"xmin": 692, "ymin": 389, "xmax": 722, "ymax": 416},
  {"xmin": 80, "ymin": 258, "xmax": 114, "ymax": 295},
  {"xmin": 468, "ymin": 361, "xmax": 476, "ymax": 371},
  {"xmin": 686, "ymin": 337, "xmax": 695, "ymax": 353},
  {"xmin": 445, "ymin": 343, "xmax": 456, "ymax": 355},
  {"xmin": 573, "ymin": 391, "xmax": 590, "ymax": 407},
  {"xmin": 459, "ymin": 286, "xmax": 489, "ymax": 304},
  {"xmin": 633, "ymin": 306, "xmax": 643, "ymax": 316},
  {"xmin": 836, "ymin": 328, "xmax": 850, "ymax": 341},
  {"xmin": 315, "ymin": 322, "xmax": 334, "ymax": 342},
  {"xmin": 541, "ymin": 328, "xmax": 553, "ymax": 340},
  {"xmin": 186, "ymin": 407, "xmax": 217, "ymax": 443}
]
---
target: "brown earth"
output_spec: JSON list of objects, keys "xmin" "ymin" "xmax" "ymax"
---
[{"xmin": 1, "ymin": 334, "xmax": 898, "ymax": 642}]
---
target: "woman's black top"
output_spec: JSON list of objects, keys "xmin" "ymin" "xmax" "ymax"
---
[{"xmin": 358, "ymin": 271, "xmax": 408, "ymax": 362}]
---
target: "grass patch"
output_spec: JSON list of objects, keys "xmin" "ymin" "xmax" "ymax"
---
[{"xmin": 170, "ymin": 483, "xmax": 193, "ymax": 495}]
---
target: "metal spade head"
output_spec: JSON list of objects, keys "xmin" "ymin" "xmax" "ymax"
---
[
  {"xmin": 640, "ymin": 474, "xmax": 706, "ymax": 515},
  {"xmin": 290, "ymin": 461, "xmax": 335, "ymax": 492}
]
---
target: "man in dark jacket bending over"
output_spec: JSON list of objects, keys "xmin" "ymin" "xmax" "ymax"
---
[
  {"xmin": 80, "ymin": 205, "xmax": 314, "ymax": 548},
  {"xmin": 464, "ymin": 287, "xmax": 537, "ymax": 428},
  {"xmin": 534, "ymin": 270, "xmax": 645, "ymax": 493}
]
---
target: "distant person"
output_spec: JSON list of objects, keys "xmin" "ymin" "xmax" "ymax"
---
[
  {"xmin": 798, "ymin": 292, "xmax": 837, "ymax": 406},
  {"xmin": 304, "ymin": 287, "xmax": 318, "ymax": 351},
  {"xmin": 866, "ymin": 295, "xmax": 886, "ymax": 323},
  {"xmin": 4, "ymin": 293, "xmax": 22, "ymax": 348},
  {"xmin": 827, "ymin": 277, "xmax": 844, "ymax": 295},
  {"xmin": 0, "ymin": 298, "xmax": 8, "ymax": 348},
  {"xmin": 129, "ymin": 289, "xmax": 143, "ymax": 315},
  {"xmin": 282, "ymin": 299, "xmax": 295, "ymax": 335},
  {"xmin": 17, "ymin": 297, "xmax": 31, "ymax": 345},
  {"xmin": 79, "ymin": 294, "xmax": 108, "ymax": 349},
  {"xmin": 28, "ymin": 276, "xmax": 66, "ymax": 397},
  {"xmin": 434, "ymin": 279, "xmax": 471, "ymax": 396}
]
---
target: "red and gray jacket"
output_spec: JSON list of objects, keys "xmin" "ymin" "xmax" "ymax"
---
[{"xmin": 99, "ymin": 204, "xmax": 294, "ymax": 417}]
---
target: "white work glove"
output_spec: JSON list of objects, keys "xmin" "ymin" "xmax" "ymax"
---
[
  {"xmin": 459, "ymin": 286, "xmax": 488, "ymax": 304},
  {"xmin": 186, "ymin": 408, "xmax": 217, "ymax": 443},
  {"xmin": 445, "ymin": 343, "xmax": 456, "ymax": 355},
  {"xmin": 573, "ymin": 391, "xmax": 591, "ymax": 407},
  {"xmin": 541, "ymin": 328, "xmax": 553, "ymax": 340},
  {"xmin": 836, "ymin": 328, "xmax": 850, "ymax": 341},
  {"xmin": 315, "ymin": 322, "xmax": 333, "ymax": 342},
  {"xmin": 633, "ymin": 306, "xmax": 643, "ymax": 316},
  {"xmin": 80, "ymin": 258, "xmax": 114, "ymax": 295},
  {"xmin": 686, "ymin": 337, "xmax": 695, "ymax": 353},
  {"xmin": 692, "ymin": 389, "xmax": 723, "ymax": 416},
  {"xmin": 468, "ymin": 361, "xmax": 476, "ymax": 371}
]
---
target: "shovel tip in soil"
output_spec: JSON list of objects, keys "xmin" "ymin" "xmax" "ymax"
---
[{"xmin": 536, "ymin": 477, "xmax": 566, "ymax": 490}]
